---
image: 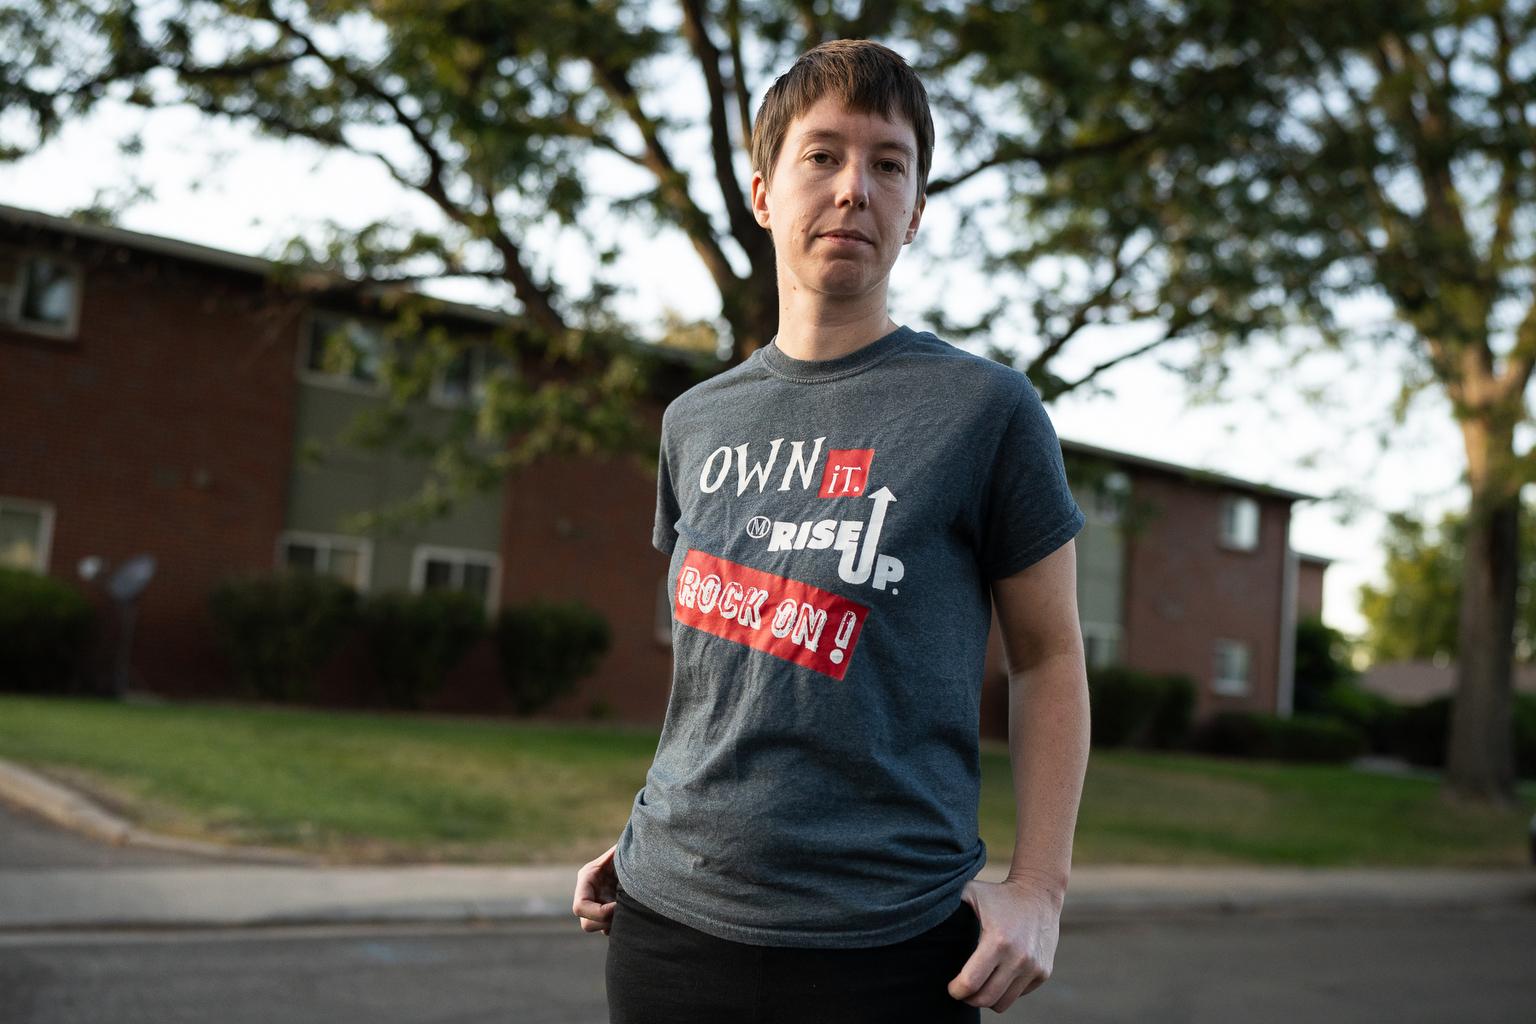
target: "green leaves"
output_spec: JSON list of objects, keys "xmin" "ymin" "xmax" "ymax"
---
[{"xmin": 1358, "ymin": 505, "xmax": 1536, "ymax": 665}]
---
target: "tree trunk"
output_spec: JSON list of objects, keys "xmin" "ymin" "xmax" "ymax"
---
[
  {"xmin": 723, "ymin": 265, "xmax": 779, "ymax": 361},
  {"xmin": 1444, "ymin": 463, "xmax": 1519, "ymax": 804}
]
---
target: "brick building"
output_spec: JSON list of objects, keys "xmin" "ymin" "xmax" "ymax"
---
[{"xmin": 1, "ymin": 203, "xmax": 1325, "ymax": 735}]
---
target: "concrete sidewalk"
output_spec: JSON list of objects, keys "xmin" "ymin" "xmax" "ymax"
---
[
  {"xmin": 2, "ymin": 862, "xmax": 1532, "ymax": 931},
  {"xmin": 3, "ymin": 756, "xmax": 1533, "ymax": 931}
]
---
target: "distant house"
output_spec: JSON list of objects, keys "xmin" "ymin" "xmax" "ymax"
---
[
  {"xmin": 1033, "ymin": 442, "xmax": 1324, "ymax": 732},
  {"xmin": 1, "ymin": 202, "xmax": 1326, "ymax": 736},
  {"xmin": 1362, "ymin": 661, "xmax": 1536, "ymax": 705}
]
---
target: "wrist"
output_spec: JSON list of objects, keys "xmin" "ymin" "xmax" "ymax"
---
[{"xmin": 1002, "ymin": 868, "xmax": 1068, "ymax": 911}]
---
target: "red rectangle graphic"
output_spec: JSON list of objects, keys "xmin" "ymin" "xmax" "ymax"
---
[
  {"xmin": 818, "ymin": 448, "xmax": 876, "ymax": 498},
  {"xmin": 673, "ymin": 549, "xmax": 867, "ymax": 680}
]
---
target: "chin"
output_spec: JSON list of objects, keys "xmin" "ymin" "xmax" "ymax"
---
[{"xmin": 808, "ymin": 264, "xmax": 877, "ymax": 295}]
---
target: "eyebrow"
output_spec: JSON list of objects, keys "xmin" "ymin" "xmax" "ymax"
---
[{"xmin": 796, "ymin": 128, "xmax": 915, "ymax": 159}]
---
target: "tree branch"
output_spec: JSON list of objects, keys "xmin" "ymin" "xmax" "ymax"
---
[
  {"xmin": 587, "ymin": 53, "xmax": 742, "ymax": 294},
  {"xmin": 1048, "ymin": 323, "xmax": 1187, "ymax": 399},
  {"xmin": 794, "ymin": 0, "xmax": 824, "ymax": 49},
  {"xmin": 725, "ymin": 0, "xmax": 754, "ymax": 149},
  {"xmin": 926, "ymin": 128, "xmax": 1154, "ymax": 196},
  {"xmin": 254, "ymin": 1, "xmax": 567, "ymax": 335},
  {"xmin": 679, "ymin": 0, "xmax": 770, "ymax": 265},
  {"xmin": 1487, "ymin": 7, "xmax": 1526, "ymax": 280},
  {"xmin": 1021, "ymin": 236, "xmax": 1152, "ymax": 380}
]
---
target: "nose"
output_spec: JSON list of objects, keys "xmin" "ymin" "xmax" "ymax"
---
[{"xmin": 835, "ymin": 163, "xmax": 869, "ymax": 210}]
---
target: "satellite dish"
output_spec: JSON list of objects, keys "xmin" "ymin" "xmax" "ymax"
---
[{"xmin": 107, "ymin": 554, "xmax": 156, "ymax": 602}]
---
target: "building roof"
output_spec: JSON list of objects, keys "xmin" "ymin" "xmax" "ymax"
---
[
  {"xmin": 3, "ymin": 202, "xmax": 1320, "ymax": 498},
  {"xmin": 1363, "ymin": 659, "xmax": 1536, "ymax": 704},
  {"xmin": 1060, "ymin": 438, "xmax": 1317, "ymax": 503},
  {"xmin": 0, "ymin": 201, "xmax": 720, "ymax": 373}
]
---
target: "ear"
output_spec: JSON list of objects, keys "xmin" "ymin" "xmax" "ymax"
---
[
  {"xmin": 751, "ymin": 170, "xmax": 772, "ymax": 230},
  {"xmin": 903, "ymin": 192, "xmax": 926, "ymax": 245}
]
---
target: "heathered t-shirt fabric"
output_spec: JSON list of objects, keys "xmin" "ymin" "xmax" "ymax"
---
[{"xmin": 613, "ymin": 325, "xmax": 1085, "ymax": 949}]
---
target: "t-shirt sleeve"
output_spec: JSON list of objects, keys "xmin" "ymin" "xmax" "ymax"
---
[
  {"xmin": 653, "ymin": 429, "xmax": 681, "ymax": 556},
  {"xmin": 978, "ymin": 380, "xmax": 1085, "ymax": 581}
]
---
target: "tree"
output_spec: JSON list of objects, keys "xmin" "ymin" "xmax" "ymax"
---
[
  {"xmin": 1360, "ymin": 507, "xmax": 1536, "ymax": 665},
  {"xmin": 0, "ymin": 2, "xmax": 1268, "ymax": 384},
  {"xmin": 939, "ymin": 1, "xmax": 1536, "ymax": 805},
  {"xmin": 9, "ymin": 2, "xmax": 1533, "ymax": 801},
  {"xmin": 0, "ymin": 2, "xmax": 1286, "ymax": 542},
  {"xmin": 1292, "ymin": 614, "xmax": 1361, "ymax": 715}
]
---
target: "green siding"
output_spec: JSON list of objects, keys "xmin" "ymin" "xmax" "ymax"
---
[
  {"xmin": 1067, "ymin": 473, "xmax": 1125, "ymax": 633},
  {"xmin": 284, "ymin": 382, "xmax": 502, "ymax": 593}
]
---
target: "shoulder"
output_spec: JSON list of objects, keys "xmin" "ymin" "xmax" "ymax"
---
[
  {"xmin": 663, "ymin": 350, "xmax": 768, "ymax": 418},
  {"xmin": 894, "ymin": 329, "xmax": 1043, "ymax": 413}
]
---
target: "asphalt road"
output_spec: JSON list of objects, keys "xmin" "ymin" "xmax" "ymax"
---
[{"xmin": 3, "ymin": 906, "xmax": 1533, "ymax": 1024}]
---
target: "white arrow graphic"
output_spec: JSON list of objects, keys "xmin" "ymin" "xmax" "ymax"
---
[{"xmin": 839, "ymin": 485, "xmax": 896, "ymax": 585}]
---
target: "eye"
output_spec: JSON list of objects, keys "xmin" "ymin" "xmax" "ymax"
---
[
  {"xmin": 807, "ymin": 151, "xmax": 833, "ymax": 166},
  {"xmin": 878, "ymin": 160, "xmax": 905, "ymax": 174}
]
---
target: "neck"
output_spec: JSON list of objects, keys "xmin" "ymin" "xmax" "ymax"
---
[{"xmin": 772, "ymin": 273, "xmax": 896, "ymax": 361}]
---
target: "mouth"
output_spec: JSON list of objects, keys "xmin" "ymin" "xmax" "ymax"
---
[{"xmin": 818, "ymin": 229, "xmax": 873, "ymax": 245}]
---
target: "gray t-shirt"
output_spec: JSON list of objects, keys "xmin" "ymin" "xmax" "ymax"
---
[{"xmin": 614, "ymin": 325, "xmax": 1084, "ymax": 948}]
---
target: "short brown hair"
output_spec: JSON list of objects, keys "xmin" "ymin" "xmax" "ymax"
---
[{"xmin": 751, "ymin": 40, "xmax": 935, "ymax": 195}]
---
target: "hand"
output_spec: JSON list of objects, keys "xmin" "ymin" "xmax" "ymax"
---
[
  {"xmin": 572, "ymin": 843, "xmax": 619, "ymax": 935},
  {"xmin": 947, "ymin": 877, "xmax": 1062, "ymax": 1013}
]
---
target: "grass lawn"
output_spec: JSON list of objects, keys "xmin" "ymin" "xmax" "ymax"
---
[{"xmin": 2, "ymin": 695, "xmax": 1533, "ymax": 866}]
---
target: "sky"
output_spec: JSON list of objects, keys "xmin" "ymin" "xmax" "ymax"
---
[{"xmin": 0, "ymin": 94, "xmax": 1483, "ymax": 642}]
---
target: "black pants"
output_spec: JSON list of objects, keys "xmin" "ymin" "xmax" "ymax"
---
[{"xmin": 605, "ymin": 885, "xmax": 982, "ymax": 1024}]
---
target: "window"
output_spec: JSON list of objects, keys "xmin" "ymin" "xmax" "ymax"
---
[
  {"xmin": 431, "ymin": 344, "xmax": 512, "ymax": 406},
  {"xmin": 412, "ymin": 545, "xmax": 500, "ymax": 612},
  {"xmin": 1089, "ymin": 470, "xmax": 1130, "ymax": 524},
  {"xmin": 277, "ymin": 532, "xmax": 371, "ymax": 590},
  {"xmin": 300, "ymin": 313, "xmax": 388, "ymax": 390},
  {"xmin": 0, "ymin": 498, "xmax": 54, "ymax": 572},
  {"xmin": 1080, "ymin": 622, "xmax": 1121, "ymax": 669},
  {"xmin": 0, "ymin": 251, "xmax": 82, "ymax": 338},
  {"xmin": 1212, "ymin": 639, "xmax": 1251, "ymax": 696},
  {"xmin": 1219, "ymin": 494, "xmax": 1260, "ymax": 551}
]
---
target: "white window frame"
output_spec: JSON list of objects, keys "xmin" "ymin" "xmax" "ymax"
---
[
  {"xmin": 1080, "ymin": 621, "xmax": 1122, "ymax": 669},
  {"xmin": 296, "ymin": 310, "xmax": 390, "ymax": 395},
  {"xmin": 1218, "ymin": 494, "xmax": 1260, "ymax": 551},
  {"xmin": 1212, "ymin": 639, "xmax": 1252, "ymax": 696},
  {"xmin": 410, "ymin": 544, "xmax": 502, "ymax": 614},
  {"xmin": 276, "ymin": 531, "xmax": 373, "ymax": 591},
  {"xmin": 0, "ymin": 497, "xmax": 55, "ymax": 573},
  {"xmin": 0, "ymin": 249, "xmax": 83, "ymax": 341}
]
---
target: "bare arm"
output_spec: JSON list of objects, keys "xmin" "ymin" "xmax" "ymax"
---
[{"xmin": 949, "ymin": 540, "xmax": 1090, "ymax": 1013}]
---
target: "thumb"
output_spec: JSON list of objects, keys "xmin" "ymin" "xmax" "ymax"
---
[{"xmin": 958, "ymin": 880, "xmax": 983, "ymax": 917}]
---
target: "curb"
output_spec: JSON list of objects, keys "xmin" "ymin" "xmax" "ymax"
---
[
  {"xmin": 0, "ymin": 757, "xmax": 320, "ymax": 866},
  {"xmin": 0, "ymin": 865, "xmax": 581, "ymax": 931},
  {"xmin": 2, "ymin": 756, "xmax": 1533, "ymax": 933}
]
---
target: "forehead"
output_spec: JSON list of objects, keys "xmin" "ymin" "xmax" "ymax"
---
[{"xmin": 782, "ymin": 95, "xmax": 917, "ymax": 154}]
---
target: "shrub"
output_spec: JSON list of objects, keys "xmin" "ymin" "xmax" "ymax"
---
[
  {"xmin": 1146, "ymin": 674, "xmax": 1197, "ymax": 749},
  {"xmin": 1391, "ymin": 693, "xmax": 1536, "ymax": 778},
  {"xmin": 1515, "ymin": 694, "xmax": 1536, "ymax": 780},
  {"xmin": 360, "ymin": 589, "xmax": 486, "ymax": 709},
  {"xmin": 1292, "ymin": 615, "xmax": 1360, "ymax": 714},
  {"xmin": 495, "ymin": 600, "xmax": 611, "ymax": 714},
  {"xmin": 1087, "ymin": 666, "xmax": 1195, "ymax": 749},
  {"xmin": 1320, "ymin": 683, "xmax": 1405, "ymax": 754},
  {"xmin": 0, "ymin": 568, "xmax": 95, "ymax": 694},
  {"xmin": 209, "ymin": 572, "xmax": 358, "ymax": 702},
  {"xmin": 1394, "ymin": 696, "xmax": 1451, "ymax": 768},
  {"xmin": 1192, "ymin": 710, "xmax": 1368, "ymax": 763}
]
